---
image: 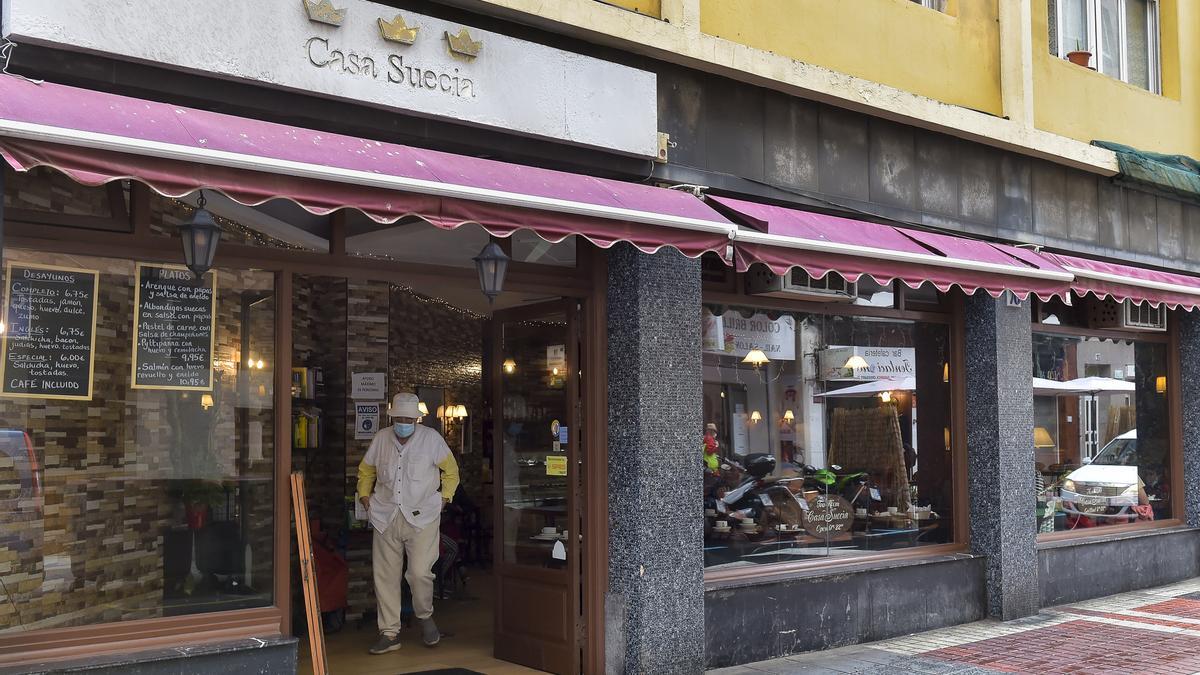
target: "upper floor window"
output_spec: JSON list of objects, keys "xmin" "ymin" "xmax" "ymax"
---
[
  {"xmin": 1050, "ymin": 0, "xmax": 1161, "ymax": 92},
  {"xmin": 910, "ymin": 0, "xmax": 948, "ymax": 11}
]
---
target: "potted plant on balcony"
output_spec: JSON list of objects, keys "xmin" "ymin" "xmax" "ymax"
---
[{"xmin": 1066, "ymin": 40, "xmax": 1092, "ymax": 68}]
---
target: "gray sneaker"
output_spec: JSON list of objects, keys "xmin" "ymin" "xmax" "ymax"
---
[
  {"xmin": 368, "ymin": 633, "xmax": 402, "ymax": 655},
  {"xmin": 420, "ymin": 617, "xmax": 440, "ymax": 647}
]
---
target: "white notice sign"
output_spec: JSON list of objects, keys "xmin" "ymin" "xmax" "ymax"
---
[
  {"xmin": 351, "ymin": 372, "xmax": 386, "ymax": 400},
  {"xmin": 355, "ymin": 403, "xmax": 381, "ymax": 439}
]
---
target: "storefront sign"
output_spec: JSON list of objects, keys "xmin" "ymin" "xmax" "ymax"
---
[
  {"xmin": 351, "ymin": 372, "xmax": 385, "ymax": 400},
  {"xmin": 546, "ymin": 345, "xmax": 566, "ymax": 375},
  {"xmin": 132, "ymin": 264, "xmax": 216, "ymax": 391},
  {"xmin": 355, "ymin": 403, "xmax": 380, "ymax": 439},
  {"xmin": 702, "ymin": 309, "xmax": 796, "ymax": 361},
  {"xmin": 1, "ymin": 263, "xmax": 99, "ymax": 400},
  {"xmin": 818, "ymin": 346, "xmax": 916, "ymax": 381},
  {"xmin": 545, "ymin": 455, "xmax": 567, "ymax": 477},
  {"xmin": 3, "ymin": 0, "xmax": 658, "ymax": 157},
  {"xmin": 801, "ymin": 493, "xmax": 854, "ymax": 537}
]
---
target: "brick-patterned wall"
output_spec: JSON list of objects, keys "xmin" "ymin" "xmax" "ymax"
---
[
  {"xmin": 3, "ymin": 166, "xmax": 116, "ymax": 218},
  {"xmin": 344, "ymin": 280, "xmax": 391, "ymax": 623},
  {"xmin": 0, "ymin": 249, "xmax": 276, "ymax": 633}
]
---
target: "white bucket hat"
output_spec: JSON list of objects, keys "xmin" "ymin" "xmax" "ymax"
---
[{"xmin": 387, "ymin": 392, "xmax": 423, "ymax": 418}]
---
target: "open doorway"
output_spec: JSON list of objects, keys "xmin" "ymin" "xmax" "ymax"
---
[{"xmin": 279, "ymin": 217, "xmax": 589, "ymax": 674}]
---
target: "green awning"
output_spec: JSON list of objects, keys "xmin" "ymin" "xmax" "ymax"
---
[{"xmin": 1093, "ymin": 140, "xmax": 1200, "ymax": 200}]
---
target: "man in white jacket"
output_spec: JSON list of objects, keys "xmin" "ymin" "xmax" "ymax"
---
[{"xmin": 357, "ymin": 392, "xmax": 459, "ymax": 654}]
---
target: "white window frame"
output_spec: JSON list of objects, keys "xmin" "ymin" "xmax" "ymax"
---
[
  {"xmin": 911, "ymin": 0, "xmax": 948, "ymax": 12},
  {"xmin": 1054, "ymin": 0, "xmax": 1161, "ymax": 93}
]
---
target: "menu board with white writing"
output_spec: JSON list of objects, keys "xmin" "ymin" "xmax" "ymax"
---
[
  {"xmin": 1, "ymin": 263, "xmax": 99, "ymax": 400},
  {"xmin": 132, "ymin": 263, "xmax": 216, "ymax": 391}
]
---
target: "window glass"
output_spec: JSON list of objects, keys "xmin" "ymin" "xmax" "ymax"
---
[
  {"xmin": 1032, "ymin": 333, "xmax": 1169, "ymax": 533},
  {"xmin": 0, "ymin": 249, "xmax": 276, "ymax": 633},
  {"xmin": 1125, "ymin": 0, "xmax": 1152, "ymax": 89},
  {"xmin": 1061, "ymin": 0, "xmax": 1091, "ymax": 54},
  {"xmin": 1099, "ymin": 0, "xmax": 1123, "ymax": 78},
  {"xmin": 701, "ymin": 307, "xmax": 954, "ymax": 569}
]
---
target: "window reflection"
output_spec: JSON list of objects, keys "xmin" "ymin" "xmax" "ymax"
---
[
  {"xmin": 701, "ymin": 307, "xmax": 954, "ymax": 569},
  {"xmin": 1032, "ymin": 333, "xmax": 1170, "ymax": 532}
]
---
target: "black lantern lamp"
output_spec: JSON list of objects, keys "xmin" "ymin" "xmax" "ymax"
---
[
  {"xmin": 473, "ymin": 240, "xmax": 510, "ymax": 304},
  {"xmin": 180, "ymin": 191, "xmax": 220, "ymax": 279}
]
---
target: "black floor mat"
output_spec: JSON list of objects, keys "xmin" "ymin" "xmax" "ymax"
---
[{"xmin": 398, "ymin": 670, "xmax": 485, "ymax": 675}]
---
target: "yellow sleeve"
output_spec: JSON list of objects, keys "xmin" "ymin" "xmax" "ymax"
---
[
  {"xmin": 438, "ymin": 452, "xmax": 460, "ymax": 502},
  {"xmin": 357, "ymin": 459, "xmax": 377, "ymax": 499}
]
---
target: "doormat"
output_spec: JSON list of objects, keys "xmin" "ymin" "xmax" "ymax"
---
[{"xmin": 398, "ymin": 670, "xmax": 485, "ymax": 675}]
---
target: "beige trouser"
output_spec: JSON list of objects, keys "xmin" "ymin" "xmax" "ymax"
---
[{"xmin": 373, "ymin": 511, "xmax": 440, "ymax": 637}]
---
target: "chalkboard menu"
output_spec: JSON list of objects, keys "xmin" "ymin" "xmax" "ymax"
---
[
  {"xmin": 1, "ymin": 263, "xmax": 99, "ymax": 400},
  {"xmin": 132, "ymin": 263, "xmax": 216, "ymax": 391}
]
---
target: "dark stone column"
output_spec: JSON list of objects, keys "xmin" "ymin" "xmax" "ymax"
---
[
  {"xmin": 1176, "ymin": 311, "xmax": 1200, "ymax": 528},
  {"xmin": 964, "ymin": 293, "xmax": 1039, "ymax": 620},
  {"xmin": 605, "ymin": 243, "xmax": 704, "ymax": 674}
]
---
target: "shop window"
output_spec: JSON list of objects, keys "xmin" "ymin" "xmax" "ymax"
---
[
  {"xmin": 0, "ymin": 249, "xmax": 276, "ymax": 633},
  {"xmin": 3, "ymin": 166, "xmax": 130, "ymax": 232},
  {"xmin": 701, "ymin": 306, "xmax": 955, "ymax": 569},
  {"xmin": 1032, "ymin": 331, "xmax": 1170, "ymax": 533},
  {"xmin": 1049, "ymin": 0, "xmax": 1160, "ymax": 92}
]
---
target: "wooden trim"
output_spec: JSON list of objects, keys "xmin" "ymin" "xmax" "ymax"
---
[
  {"xmin": 131, "ymin": 182, "xmax": 151, "ymax": 238},
  {"xmin": 0, "ymin": 607, "xmax": 282, "ymax": 667},
  {"xmin": 701, "ymin": 289, "xmax": 953, "ymax": 323},
  {"xmin": 275, "ymin": 271, "xmax": 293, "ymax": 636},
  {"xmin": 583, "ymin": 248, "xmax": 609, "ymax": 675},
  {"xmin": 951, "ymin": 292, "xmax": 970, "ymax": 546},
  {"xmin": 1035, "ymin": 518, "xmax": 1186, "ymax": 544},
  {"xmin": 703, "ymin": 543, "xmax": 970, "ymax": 589},
  {"xmin": 1031, "ymin": 323, "xmax": 1170, "ymax": 343},
  {"xmin": 1168, "ymin": 310, "xmax": 1185, "ymax": 523},
  {"xmin": 329, "ymin": 210, "xmax": 346, "ymax": 258}
]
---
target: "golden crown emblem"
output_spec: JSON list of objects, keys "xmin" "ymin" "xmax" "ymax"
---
[
  {"xmin": 378, "ymin": 14, "xmax": 419, "ymax": 44},
  {"xmin": 303, "ymin": 0, "xmax": 346, "ymax": 26},
  {"xmin": 445, "ymin": 28, "xmax": 482, "ymax": 58}
]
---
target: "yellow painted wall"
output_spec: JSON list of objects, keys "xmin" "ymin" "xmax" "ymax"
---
[
  {"xmin": 698, "ymin": 0, "xmax": 1002, "ymax": 115},
  {"xmin": 598, "ymin": 0, "xmax": 661, "ymax": 18},
  {"xmin": 1032, "ymin": 0, "xmax": 1199, "ymax": 155}
]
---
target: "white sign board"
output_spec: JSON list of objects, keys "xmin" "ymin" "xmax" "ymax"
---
[
  {"xmin": 702, "ymin": 309, "xmax": 796, "ymax": 361},
  {"xmin": 818, "ymin": 346, "xmax": 916, "ymax": 381},
  {"xmin": 355, "ymin": 403, "xmax": 381, "ymax": 440},
  {"xmin": 351, "ymin": 372, "xmax": 386, "ymax": 400},
  {"xmin": 546, "ymin": 345, "xmax": 566, "ymax": 374},
  {"xmin": 3, "ymin": 0, "xmax": 658, "ymax": 157}
]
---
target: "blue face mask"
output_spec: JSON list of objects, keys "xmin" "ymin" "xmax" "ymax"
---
[{"xmin": 394, "ymin": 422, "xmax": 416, "ymax": 439}]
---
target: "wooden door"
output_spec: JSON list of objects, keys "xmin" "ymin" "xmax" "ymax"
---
[{"xmin": 491, "ymin": 300, "xmax": 581, "ymax": 674}]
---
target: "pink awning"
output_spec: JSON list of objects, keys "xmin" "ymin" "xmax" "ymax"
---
[
  {"xmin": 0, "ymin": 76, "xmax": 735, "ymax": 257},
  {"xmin": 711, "ymin": 196, "xmax": 1072, "ymax": 300},
  {"xmin": 1044, "ymin": 252, "xmax": 1200, "ymax": 310}
]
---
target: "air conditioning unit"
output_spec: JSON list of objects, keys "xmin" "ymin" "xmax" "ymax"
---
[
  {"xmin": 745, "ymin": 266, "xmax": 857, "ymax": 302},
  {"xmin": 1086, "ymin": 297, "xmax": 1166, "ymax": 332}
]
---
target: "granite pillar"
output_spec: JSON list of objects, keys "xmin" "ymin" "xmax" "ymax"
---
[
  {"xmin": 964, "ymin": 293, "xmax": 1039, "ymax": 620},
  {"xmin": 1176, "ymin": 311, "xmax": 1200, "ymax": 528},
  {"xmin": 605, "ymin": 243, "xmax": 705, "ymax": 674}
]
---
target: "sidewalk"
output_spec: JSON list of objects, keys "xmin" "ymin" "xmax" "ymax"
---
[{"xmin": 710, "ymin": 577, "xmax": 1200, "ymax": 675}]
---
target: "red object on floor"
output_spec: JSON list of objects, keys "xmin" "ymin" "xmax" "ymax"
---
[{"xmin": 310, "ymin": 521, "xmax": 348, "ymax": 612}]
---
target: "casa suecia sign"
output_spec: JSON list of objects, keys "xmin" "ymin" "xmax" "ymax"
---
[{"xmin": 2, "ymin": 0, "xmax": 658, "ymax": 157}]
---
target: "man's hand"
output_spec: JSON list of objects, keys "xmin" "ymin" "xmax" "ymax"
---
[{"xmin": 360, "ymin": 496, "xmax": 370, "ymax": 511}]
